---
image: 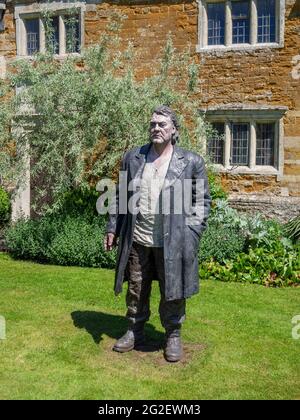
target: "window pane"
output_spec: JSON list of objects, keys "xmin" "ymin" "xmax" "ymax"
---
[
  {"xmin": 207, "ymin": 3, "xmax": 225, "ymax": 46},
  {"xmin": 232, "ymin": 1, "xmax": 250, "ymax": 44},
  {"xmin": 208, "ymin": 123, "xmax": 225, "ymax": 164},
  {"xmin": 256, "ymin": 123, "xmax": 275, "ymax": 165},
  {"xmin": 25, "ymin": 18, "xmax": 40, "ymax": 55},
  {"xmin": 231, "ymin": 123, "xmax": 249, "ymax": 165},
  {"xmin": 257, "ymin": 0, "xmax": 276, "ymax": 43},
  {"xmin": 45, "ymin": 16, "xmax": 59, "ymax": 54},
  {"xmin": 65, "ymin": 14, "xmax": 80, "ymax": 53}
]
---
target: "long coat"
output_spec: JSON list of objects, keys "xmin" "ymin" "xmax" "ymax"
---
[{"xmin": 106, "ymin": 143, "xmax": 211, "ymax": 301}]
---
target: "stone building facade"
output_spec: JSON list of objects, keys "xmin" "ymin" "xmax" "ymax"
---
[{"xmin": 0, "ymin": 0, "xmax": 299, "ymax": 221}]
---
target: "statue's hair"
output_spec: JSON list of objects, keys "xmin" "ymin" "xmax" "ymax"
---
[{"xmin": 152, "ymin": 105, "xmax": 180, "ymax": 144}]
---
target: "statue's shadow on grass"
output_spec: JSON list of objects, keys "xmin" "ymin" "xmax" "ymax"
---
[{"xmin": 71, "ymin": 311, "xmax": 165, "ymax": 352}]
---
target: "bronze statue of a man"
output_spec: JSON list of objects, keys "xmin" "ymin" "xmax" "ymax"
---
[{"xmin": 104, "ymin": 105, "xmax": 211, "ymax": 362}]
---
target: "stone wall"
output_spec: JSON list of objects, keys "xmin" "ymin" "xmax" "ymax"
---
[
  {"xmin": 0, "ymin": 1, "xmax": 17, "ymax": 65},
  {"xmin": 229, "ymin": 194, "xmax": 300, "ymax": 222},
  {"xmin": 221, "ymin": 174, "xmax": 282, "ymax": 195}
]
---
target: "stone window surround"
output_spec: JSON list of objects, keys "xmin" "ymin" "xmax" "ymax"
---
[
  {"xmin": 201, "ymin": 105, "xmax": 288, "ymax": 177},
  {"xmin": 0, "ymin": 2, "xmax": 6, "ymax": 32},
  {"xmin": 14, "ymin": 1, "xmax": 86, "ymax": 57},
  {"xmin": 196, "ymin": 0, "xmax": 285, "ymax": 53}
]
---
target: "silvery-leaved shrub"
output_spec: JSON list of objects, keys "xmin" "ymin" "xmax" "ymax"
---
[{"xmin": 0, "ymin": 11, "xmax": 213, "ymax": 217}]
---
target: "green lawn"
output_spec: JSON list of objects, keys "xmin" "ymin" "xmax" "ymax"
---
[{"xmin": 0, "ymin": 252, "xmax": 299, "ymax": 400}]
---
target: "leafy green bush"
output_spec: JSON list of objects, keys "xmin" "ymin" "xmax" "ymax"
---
[
  {"xmin": 53, "ymin": 186, "xmax": 100, "ymax": 220},
  {"xmin": 283, "ymin": 214, "xmax": 300, "ymax": 243},
  {"xmin": 199, "ymin": 199, "xmax": 300, "ymax": 287},
  {"xmin": 200, "ymin": 242, "xmax": 300, "ymax": 287},
  {"xmin": 0, "ymin": 187, "xmax": 10, "ymax": 226},
  {"xmin": 199, "ymin": 223, "xmax": 246, "ymax": 263},
  {"xmin": 210, "ymin": 199, "xmax": 255, "ymax": 230},
  {"xmin": 5, "ymin": 213, "xmax": 116, "ymax": 268},
  {"xmin": 5, "ymin": 216, "xmax": 63, "ymax": 261},
  {"xmin": 210, "ymin": 199, "xmax": 285, "ymax": 252},
  {"xmin": 47, "ymin": 215, "xmax": 116, "ymax": 268}
]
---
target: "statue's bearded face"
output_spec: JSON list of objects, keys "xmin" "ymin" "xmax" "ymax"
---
[{"xmin": 149, "ymin": 113, "xmax": 175, "ymax": 145}]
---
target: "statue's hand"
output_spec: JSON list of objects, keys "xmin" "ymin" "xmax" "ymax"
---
[{"xmin": 103, "ymin": 233, "xmax": 117, "ymax": 251}]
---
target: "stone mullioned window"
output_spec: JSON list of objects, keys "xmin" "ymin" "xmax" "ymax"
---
[
  {"xmin": 15, "ymin": 1, "xmax": 85, "ymax": 57},
  {"xmin": 203, "ymin": 105, "xmax": 287, "ymax": 176},
  {"xmin": 197, "ymin": 0, "xmax": 285, "ymax": 52}
]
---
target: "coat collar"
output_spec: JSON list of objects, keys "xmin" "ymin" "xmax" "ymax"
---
[
  {"xmin": 133, "ymin": 142, "xmax": 185, "ymax": 160},
  {"xmin": 131, "ymin": 143, "xmax": 187, "ymax": 186}
]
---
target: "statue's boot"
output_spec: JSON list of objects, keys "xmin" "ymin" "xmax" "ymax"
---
[
  {"xmin": 113, "ymin": 324, "xmax": 145, "ymax": 353},
  {"xmin": 163, "ymin": 329, "xmax": 183, "ymax": 362}
]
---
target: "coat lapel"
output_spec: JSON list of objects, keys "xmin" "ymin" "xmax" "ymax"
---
[
  {"xmin": 129, "ymin": 143, "xmax": 151, "ymax": 180},
  {"xmin": 164, "ymin": 145, "xmax": 188, "ymax": 188}
]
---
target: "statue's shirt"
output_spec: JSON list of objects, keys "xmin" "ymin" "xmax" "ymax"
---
[{"xmin": 133, "ymin": 145, "xmax": 172, "ymax": 247}]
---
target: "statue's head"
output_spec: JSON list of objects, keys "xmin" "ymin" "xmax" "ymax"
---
[{"xmin": 149, "ymin": 105, "xmax": 180, "ymax": 145}]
